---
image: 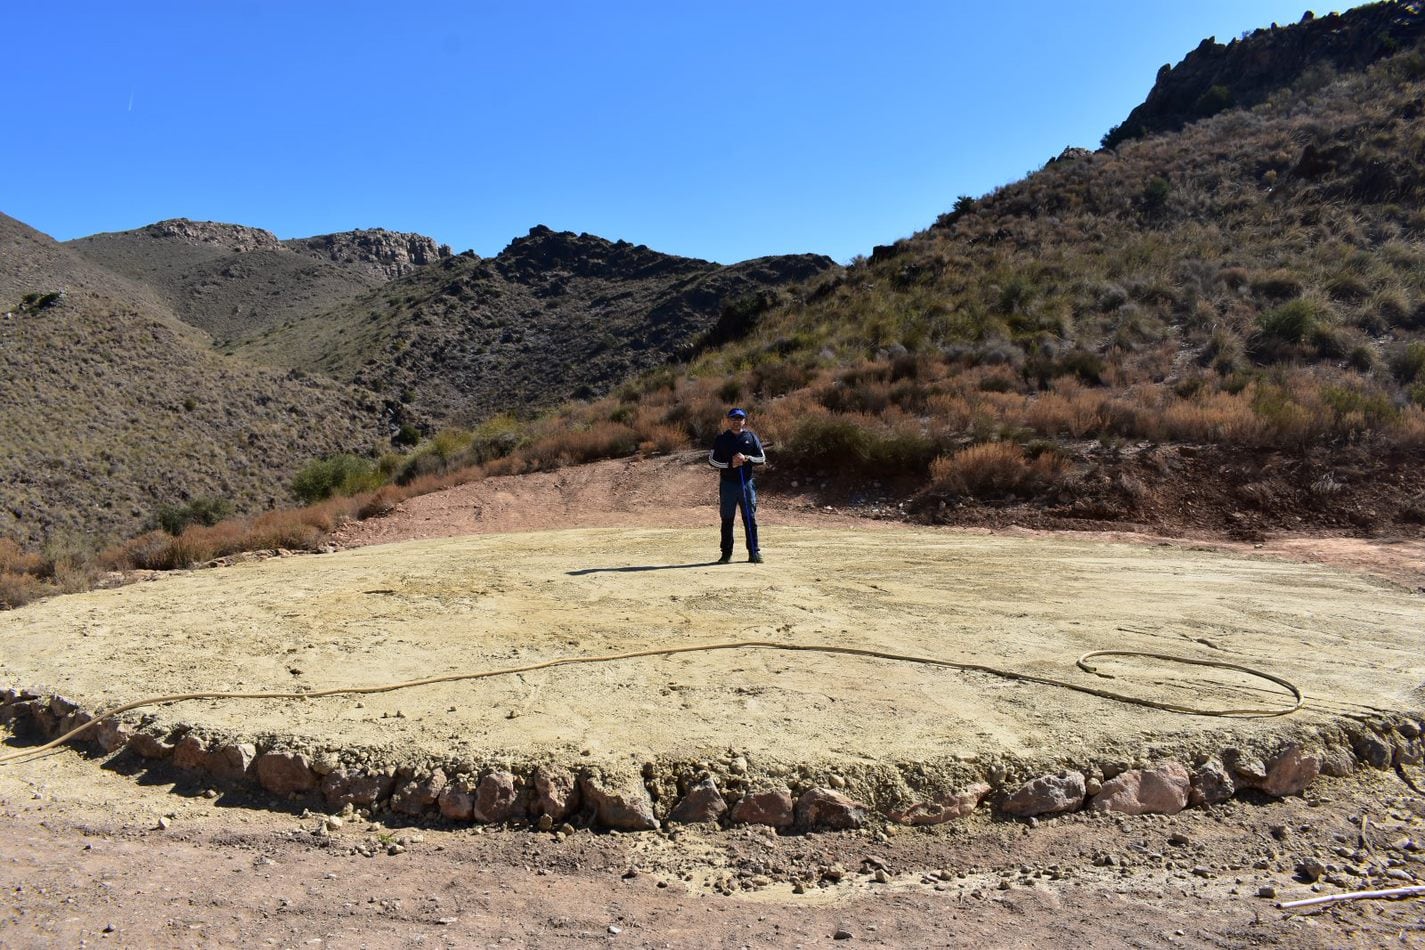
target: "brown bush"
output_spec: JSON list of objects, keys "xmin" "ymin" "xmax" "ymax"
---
[
  {"xmin": 0, "ymin": 539, "xmax": 45, "ymax": 576},
  {"xmin": 929, "ymin": 442, "xmax": 1064, "ymax": 498},
  {"xmin": 0, "ymin": 571, "xmax": 45, "ymax": 609}
]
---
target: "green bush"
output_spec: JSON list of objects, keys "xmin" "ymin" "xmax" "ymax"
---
[
  {"xmin": 156, "ymin": 496, "xmax": 234, "ymax": 536},
  {"xmin": 1141, "ymin": 176, "xmax": 1171, "ymax": 213},
  {"xmin": 292, "ymin": 454, "xmax": 380, "ymax": 504},
  {"xmin": 1256, "ymin": 299, "xmax": 1323, "ymax": 344},
  {"xmin": 1391, "ymin": 341, "xmax": 1425, "ymax": 384}
]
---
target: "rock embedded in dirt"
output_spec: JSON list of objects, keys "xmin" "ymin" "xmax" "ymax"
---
[
  {"xmin": 1351, "ymin": 732, "xmax": 1394, "ymax": 770},
  {"xmin": 1252, "ymin": 745, "xmax": 1321, "ymax": 797},
  {"xmin": 1296, "ymin": 857, "xmax": 1326, "ymax": 883},
  {"xmin": 1318, "ymin": 747, "xmax": 1357, "ymax": 778},
  {"xmin": 668, "ymin": 777, "xmax": 727, "ymax": 824},
  {"xmin": 437, "ymin": 776, "xmax": 476, "ymax": 821},
  {"xmin": 392, "ymin": 769, "xmax": 448, "ymax": 817},
  {"xmin": 320, "ymin": 768, "xmax": 397, "ymax": 810},
  {"xmin": 256, "ymin": 751, "xmax": 318, "ymax": 796},
  {"xmin": 1001, "ymin": 771, "xmax": 1087, "ymax": 818},
  {"xmin": 171, "ymin": 735, "xmax": 209, "ymax": 772},
  {"xmin": 472, "ymin": 770, "xmax": 525, "ymax": 823},
  {"xmin": 129, "ymin": 731, "xmax": 176, "ymax": 760},
  {"xmin": 533, "ymin": 766, "xmax": 580, "ymax": 823},
  {"xmin": 796, "ymin": 788, "xmax": 868, "ymax": 830},
  {"xmin": 730, "ymin": 787, "xmax": 795, "ymax": 828},
  {"xmin": 890, "ymin": 782, "xmax": 991, "ymax": 825},
  {"xmin": 579, "ymin": 772, "xmax": 657, "ymax": 831},
  {"xmin": 1188, "ymin": 760, "xmax": 1235, "ymax": 807},
  {"xmin": 1222, "ymin": 749, "xmax": 1268, "ymax": 785},
  {"xmin": 93, "ymin": 718, "xmax": 133, "ymax": 753},
  {"xmin": 1090, "ymin": 763, "xmax": 1190, "ymax": 815}
]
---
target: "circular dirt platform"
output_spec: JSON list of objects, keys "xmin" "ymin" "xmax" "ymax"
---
[{"xmin": 3, "ymin": 526, "xmax": 1423, "ymax": 828}]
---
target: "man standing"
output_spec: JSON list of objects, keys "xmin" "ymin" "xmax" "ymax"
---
[{"xmin": 708, "ymin": 407, "xmax": 765, "ymax": 564}]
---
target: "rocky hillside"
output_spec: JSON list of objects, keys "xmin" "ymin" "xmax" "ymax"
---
[
  {"xmin": 0, "ymin": 214, "xmax": 386, "ymax": 548},
  {"xmin": 64, "ymin": 219, "xmax": 445, "ymax": 344},
  {"xmin": 491, "ymin": 10, "xmax": 1425, "ymax": 539},
  {"xmin": 1103, "ymin": 1, "xmax": 1424, "ymax": 148},
  {"xmin": 235, "ymin": 226, "xmax": 838, "ymax": 426}
]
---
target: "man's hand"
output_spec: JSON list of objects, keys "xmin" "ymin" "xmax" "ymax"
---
[{"xmin": 732, "ymin": 452, "xmax": 745, "ymax": 468}]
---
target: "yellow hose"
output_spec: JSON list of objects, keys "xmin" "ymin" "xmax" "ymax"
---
[{"xmin": 0, "ymin": 641, "xmax": 1302, "ymax": 766}]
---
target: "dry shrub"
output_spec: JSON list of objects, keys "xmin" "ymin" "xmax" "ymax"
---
[
  {"xmin": 1158, "ymin": 390, "xmax": 1261, "ymax": 443},
  {"xmin": 520, "ymin": 421, "xmax": 640, "ymax": 469},
  {"xmin": 1394, "ymin": 405, "xmax": 1425, "ymax": 449},
  {"xmin": 359, "ymin": 484, "xmax": 405, "ymax": 519},
  {"xmin": 1025, "ymin": 383, "xmax": 1108, "ymax": 438},
  {"xmin": 929, "ymin": 442, "xmax": 1063, "ymax": 497},
  {"xmin": 0, "ymin": 571, "xmax": 44, "ymax": 609},
  {"xmin": 637, "ymin": 423, "xmax": 685, "ymax": 454},
  {"xmin": 0, "ymin": 539, "xmax": 45, "ymax": 576}
]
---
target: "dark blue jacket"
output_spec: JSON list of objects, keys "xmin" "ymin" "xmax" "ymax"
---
[{"xmin": 708, "ymin": 429, "xmax": 766, "ymax": 483}]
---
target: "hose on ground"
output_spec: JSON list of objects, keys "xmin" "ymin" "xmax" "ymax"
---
[{"xmin": 0, "ymin": 642, "xmax": 1303, "ymax": 766}]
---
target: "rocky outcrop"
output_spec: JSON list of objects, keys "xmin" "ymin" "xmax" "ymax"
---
[
  {"xmin": 1103, "ymin": 3, "xmax": 1425, "ymax": 148},
  {"xmin": 144, "ymin": 218, "xmax": 283, "ymax": 252},
  {"xmin": 284, "ymin": 229, "xmax": 452, "ymax": 280}
]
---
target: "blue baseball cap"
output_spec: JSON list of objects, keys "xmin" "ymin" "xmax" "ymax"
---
[{"xmin": 727, "ymin": 408, "xmax": 747, "ymax": 419}]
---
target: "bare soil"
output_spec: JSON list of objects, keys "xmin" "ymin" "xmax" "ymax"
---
[{"xmin": 2, "ymin": 452, "xmax": 1423, "ymax": 946}]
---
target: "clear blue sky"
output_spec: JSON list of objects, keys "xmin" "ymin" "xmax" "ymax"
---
[{"xmin": 3, "ymin": 1, "xmax": 1335, "ymax": 264}]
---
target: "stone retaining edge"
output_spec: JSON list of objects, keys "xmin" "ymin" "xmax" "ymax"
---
[{"xmin": 2, "ymin": 687, "xmax": 1421, "ymax": 832}]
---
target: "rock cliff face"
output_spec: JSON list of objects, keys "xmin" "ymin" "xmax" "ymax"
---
[
  {"xmin": 1103, "ymin": 1, "xmax": 1425, "ymax": 148},
  {"xmin": 284, "ymin": 229, "xmax": 453, "ymax": 280}
]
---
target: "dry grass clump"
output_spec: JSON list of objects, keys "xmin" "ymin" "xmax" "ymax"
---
[
  {"xmin": 0, "ymin": 539, "xmax": 48, "ymax": 609},
  {"xmin": 929, "ymin": 442, "xmax": 1065, "ymax": 498}
]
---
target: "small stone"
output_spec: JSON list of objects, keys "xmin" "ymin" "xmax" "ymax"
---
[
  {"xmin": 608, "ymin": 925, "xmax": 622, "ymax": 935},
  {"xmin": 1257, "ymin": 884, "xmax": 1276, "ymax": 898},
  {"xmin": 833, "ymin": 926, "xmax": 853, "ymax": 940},
  {"xmin": 729, "ymin": 756, "xmax": 748, "ymax": 775},
  {"xmin": 156, "ymin": 816, "xmax": 171, "ymax": 830},
  {"xmin": 324, "ymin": 816, "xmax": 343, "ymax": 831},
  {"xmin": 387, "ymin": 844, "xmax": 405, "ymax": 856},
  {"xmin": 1296, "ymin": 858, "xmax": 1325, "ymax": 883}
]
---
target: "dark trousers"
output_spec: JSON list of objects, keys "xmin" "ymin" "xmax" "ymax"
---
[{"xmin": 719, "ymin": 475, "xmax": 759, "ymax": 556}]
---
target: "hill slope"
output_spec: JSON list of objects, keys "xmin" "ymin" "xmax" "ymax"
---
[
  {"xmin": 234, "ymin": 226, "xmax": 838, "ymax": 425},
  {"xmin": 65, "ymin": 220, "xmax": 450, "ymax": 344},
  {"xmin": 1, "ymin": 214, "xmax": 386, "ymax": 548}
]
